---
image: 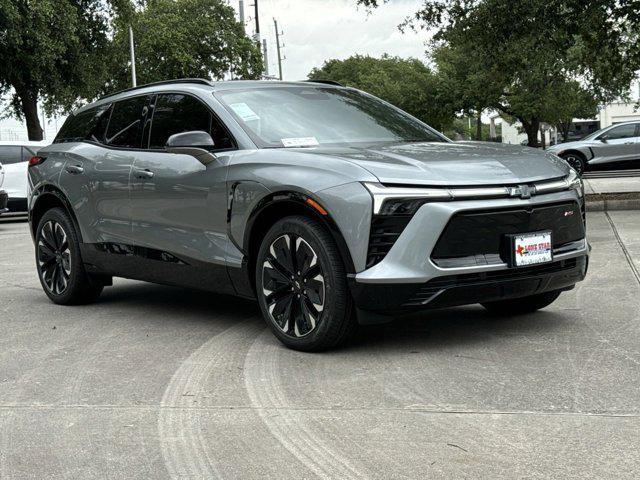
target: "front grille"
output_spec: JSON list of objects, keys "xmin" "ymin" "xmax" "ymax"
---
[
  {"xmin": 366, "ymin": 215, "xmax": 411, "ymax": 268},
  {"xmin": 431, "ymin": 201, "xmax": 584, "ymax": 263},
  {"xmin": 405, "ymin": 258, "xmax": 578, "ymax": 305}
]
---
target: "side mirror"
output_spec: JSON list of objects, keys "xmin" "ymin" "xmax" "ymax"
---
[
  {"xmin": 165, "ymin": 131, "xmax": 216, "ymax": 166},
  {"xmin": 599, "ymin": 134, "xmax": 609, "ymax": 143}
]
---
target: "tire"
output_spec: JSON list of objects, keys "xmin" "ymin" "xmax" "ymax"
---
[
  {"xmin": 481, "ymin": 290, "xmax": 562, "ymax": 315},
  {"xmin": 35, "ymin": 207, "xmax": 103, "ymax": 305},
  {"xmin": 255, "ymin": 215, "xmax": 356, "ymax": 351},
  {"xmin": 560, "ymin": 152, "xmax": 587, "ymax": 175}
]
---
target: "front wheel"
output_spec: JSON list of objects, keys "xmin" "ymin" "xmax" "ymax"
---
[
  {"xmin": 481, "ymin": 290, "xmax": 562, "ymax": 315},
  {"xmin": 560, "ymin": 152, "xmax": 587, "ymax": 175},
  {"xmin": 255, "ymin": 216, "xmax": 356, "ymax": 351}
]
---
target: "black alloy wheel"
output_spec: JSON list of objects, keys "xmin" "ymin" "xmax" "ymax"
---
[
  {"xmin": 261, "ymin": 234, "xmax": 325, "ymax": 338},
  {"xmin": 561, "ymin": 153, "xmax": 586, "ymax": 175},
  {"xmin": 35, "ymin": 207, "xmax": 104, "ymax": 305},
  {"xmin": 256, "ymin": 216, "xmax": 356, "ymax": 351},
  {"xmin": 37, "ymin": 220, "xmax": 72, "ymax": 295}
]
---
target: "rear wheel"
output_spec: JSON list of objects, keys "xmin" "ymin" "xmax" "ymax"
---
[
  {"xmin": 256, "ymin": 216, "xmax": 356, "ymax": 351},
  {"xmin": 481, "ymin": 290, "xmax": 562, "ymax": 315},
  {"xmin": 36, "ymin": 208, "xmax": 103, "ymax": 305},
  {"xmin": 560, "ymin": 152, "xmax": 587, "ymax": 175}
]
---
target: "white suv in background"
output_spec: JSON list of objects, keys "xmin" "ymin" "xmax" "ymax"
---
[{"xmin": 0, "ymin": 141, "xmax": 48, "ymax": 212}]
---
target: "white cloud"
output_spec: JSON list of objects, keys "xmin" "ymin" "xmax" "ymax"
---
[{"xmin": 244, "ymin": 0, "xmax": 432, "ymax": 79}]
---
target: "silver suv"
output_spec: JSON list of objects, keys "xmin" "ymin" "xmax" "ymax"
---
[
  {"xmin": 547, "ymin": 121, "xmax": 640, "ymax": 174},
  {"xmin": 28, "ymin": 79, "xmax": 589, "ymax": 351}
]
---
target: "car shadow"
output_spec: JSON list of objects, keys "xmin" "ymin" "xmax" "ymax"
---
[
  {"xmin": 87, "ymin": 279, "xmax": 568, "ymax": 351},
  {"xmin": 348, "ymin": 306, "xmax": 568, "ymax": 352}
]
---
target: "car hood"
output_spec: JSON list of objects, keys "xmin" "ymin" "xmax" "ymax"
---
[{"xmin": 302, "ymin": 141, "xmax": 570, "ymax": 186}]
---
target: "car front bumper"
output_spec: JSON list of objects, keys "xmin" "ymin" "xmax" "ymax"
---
[{"xmin": 349, "ymin": 190, "xmax": 589, "ymax": 319}]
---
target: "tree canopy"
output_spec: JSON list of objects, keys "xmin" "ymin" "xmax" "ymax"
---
[
  {"xmin": 0, "ymin": 0, "xmax": 125, "ymax": 140},
  {"xmin": 308, "ymin": 54, "xmax": 454, "ymax": 130},
  {"xmin": 357, "ymin": 0, "xmax": 640, "ymax": 146},
  {"xmin": 0, "ymin": 0, "xmax": 262, "ymax": 140},
  {"xmin": 106, "ymin": 0, "xmax": 263, "ymax": 93}
]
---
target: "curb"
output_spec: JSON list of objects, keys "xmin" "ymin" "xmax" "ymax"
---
[{"xmin": 585, "ymin": 192, "xmax": 640, "ymax": 211}]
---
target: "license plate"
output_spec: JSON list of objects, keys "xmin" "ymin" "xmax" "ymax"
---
[{"xmin": 510, "ymin": 231, "xmax": 553, "ymax": 267}]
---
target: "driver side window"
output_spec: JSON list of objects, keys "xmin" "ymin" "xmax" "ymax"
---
[
  {"xmin": 602, "ymin": 124, "xmax": 637, "ymax": 140},
  {"xmin": 147, "ymin": 93, "xmax": 234, "ymax": 150}
]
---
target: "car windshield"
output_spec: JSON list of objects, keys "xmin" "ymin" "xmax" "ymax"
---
[{"xmin": 215, "ymin": 86, "xmax": 447, "ymax": 148}]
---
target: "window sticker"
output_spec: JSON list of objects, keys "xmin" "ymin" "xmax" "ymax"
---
[
  {"xmin": 229, "ymin": 102, "xmax": 260, "ymax": 122},
  {"xmin": 281, "ymin": 137, "xmax": 320, "ymax": 148}
]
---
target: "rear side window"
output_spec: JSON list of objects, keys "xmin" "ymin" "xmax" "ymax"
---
[
  {"xmin": 54, "ymin": 104, "xmax": 111, "ymax": 144},
  {"xmin": 0, "ymin": 146, "xmax": 22, "ymax": 164},
  {"xmin": 148, "ymin": 93, "xmax": 233, "ymax": 149},
  {"xmin": 105, "ymin": 96, "xmax": 151, "ymax": 148}
]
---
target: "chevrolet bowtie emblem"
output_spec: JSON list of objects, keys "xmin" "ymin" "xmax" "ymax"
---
[{"xmin": 509, "ymin": 184, "xmax": 532, "ymax": 199}]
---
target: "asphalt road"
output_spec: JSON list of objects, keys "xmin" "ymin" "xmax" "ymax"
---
[{"xmin": 1, "ymin": 211, "xmax": 639, "ymax": 479}]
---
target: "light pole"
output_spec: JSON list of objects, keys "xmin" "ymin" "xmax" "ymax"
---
[{"xmin": 129, "ymin": 25, "xmax": 137, "ymax": 87}]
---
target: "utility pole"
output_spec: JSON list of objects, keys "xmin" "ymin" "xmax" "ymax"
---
[
  {"xmin": 252, "ymin": 0, "xmax": 260, "ymax": 50},
  {"xmin": 238, "ymin": 0, "xmax": 245, "ymax": 25},
  {"xmin": 273, "ymin": 18, "xmax": 283, "ymax": 80},
  {"xmin": 262, "ymin": 39, "xmax": 269, "ymax": 76},
  {"xmin": 129, "ymin": 25, "xmax": 137, "ymax": 87}
]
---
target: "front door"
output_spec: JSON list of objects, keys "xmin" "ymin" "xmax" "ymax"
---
[
  {"xmin": 591, "ymin": 123, "xmax": 639, "ymax": 164},
  {"xmin": 129, "ymin": 92, "xmax": 234, "ymax": 293}
]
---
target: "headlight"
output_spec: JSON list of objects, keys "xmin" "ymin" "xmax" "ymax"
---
[
  {"xmin": 363, "ymin": 183, "xmax": 451, "ymax": 215},
  {"xmin": 567, "ymin": 169, "xmax": 584, "ymax": 198}
]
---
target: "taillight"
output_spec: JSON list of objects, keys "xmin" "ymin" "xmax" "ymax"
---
[{"xmin": 28, "ymin": 156, "xmax": 45, "ymax": 167}]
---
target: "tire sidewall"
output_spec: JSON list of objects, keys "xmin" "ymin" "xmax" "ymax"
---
[{"xmin": 255, "ymin": 216, "xmax": 348, "ymax": 350}]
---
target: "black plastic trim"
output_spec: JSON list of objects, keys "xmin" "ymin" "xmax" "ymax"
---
[{"xmin": 349, "ymin": 255, "xmax": 587, "ymax": 313}]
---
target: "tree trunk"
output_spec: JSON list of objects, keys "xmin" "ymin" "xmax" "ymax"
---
[
  {"xmin": 539, "ymin": 125, "xmax": 546, "ymax": 149},
  {"xmin": 17, "ymin": 88, "xmax": 43, "ymax": 141},
  {"xmin": 521, "ymin": 118, "xmax": 540, "ymax": 148},
  {"xmin": 475, "ymin": 108, "xmax": 482, "ymax": 141}
]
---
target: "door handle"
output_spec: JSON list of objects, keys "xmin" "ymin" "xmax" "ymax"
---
[
  {"xmin": 624, "ymin": 141, "xmax": 635, "ymax": 145},
  {"xmin": 134, "ymin": 168, "xmax": 154, "ymax": 179},
  {"xmin": 65, "ymin": 165, "xmax": 84, "ymax": 174}
]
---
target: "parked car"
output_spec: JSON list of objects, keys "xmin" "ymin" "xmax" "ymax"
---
[
  {"xmin": 0, "ymin": 162, "xmax": 8, "ymax": 216},
  {"xmin": 0, "ymin": 141, "xmax": 48, "ymax": 212},
  {"xmin": 547, "ymin": 121, "xmax": 640, "ymax": 175},
  {"xmin": 28, "ymin": 79, "xmax": 589, "ymax": 351}
]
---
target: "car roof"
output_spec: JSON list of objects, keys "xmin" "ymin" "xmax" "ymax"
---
[
  {"xmin": 0, "ymin": 140, "xmax": 49, "ymax": 147},
  {"xmin": 74, "ymin": 79, "xmax": 345, "ymax": 115}
]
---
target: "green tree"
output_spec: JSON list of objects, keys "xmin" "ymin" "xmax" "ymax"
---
[
  {"xmin": 542, "ymin": 81, "xmax": 600, "ymax": 142},
  {"xmin": 358, "ymin": 0, "xmax": 640, "ymax": 147},
  {"xmin": 0, "ymin": 0, "xmax": 126, "ymax": 140},
  {"xmin": 107, "ymin": 0, "xmax": 263, "ymax": 93},
  {"xmin": 308, "ymin": 54, "xmax": 455, "ymax": 130}
]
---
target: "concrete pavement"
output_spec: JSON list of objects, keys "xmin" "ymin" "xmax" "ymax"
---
[{"xmin": 1, "ymin": 212, "xmax": 639, "ymax": 479}]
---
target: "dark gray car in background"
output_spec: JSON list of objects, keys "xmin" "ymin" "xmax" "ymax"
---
[{"xmin": 28, "ymin": 79, "xmax": 589, "ymax": 351}]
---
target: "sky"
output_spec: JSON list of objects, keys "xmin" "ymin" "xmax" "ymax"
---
[
  {"xmin": 0, "ymin": 0, "xmax": 431, "ymax": 140},
  {"xmin": 240, "ymin": 0, "xmax": 431, "ymax": 80}
]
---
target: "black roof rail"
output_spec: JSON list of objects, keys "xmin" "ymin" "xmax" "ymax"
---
[
  {"xmin": 303, "ymin": 79, "xmax": 344, "ymax": 87},
  {"xmin": 99, "ymin": 78, "xmax": 214, "ymax": 101}
]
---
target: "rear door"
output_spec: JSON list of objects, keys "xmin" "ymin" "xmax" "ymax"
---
[
  {"xmin": 591, "ymin": 123, "xmax": 639, "ymax": 164},
  {"xmin": 129, "ymin": 92, "xmax": 235, "ymax": 291},
  {"xmin": 58, "ymin": 96, "xmax": 151, "ymax": 248}
]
